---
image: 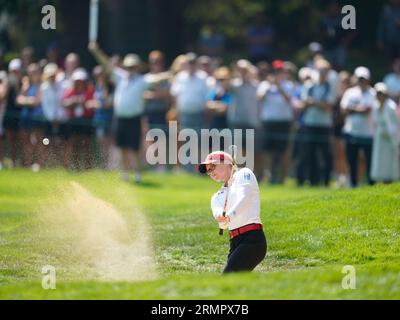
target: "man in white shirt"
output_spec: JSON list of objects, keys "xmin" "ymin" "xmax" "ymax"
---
[
  {"xmin": 257, "ymin": 59, "xmax": 296, "ymax": 184},
  {"xmin": 199, "ymin": 151, "xmax": 267, "ymax": 273},
  {"xmin": 340, "ymin": 66, "xmax": 376, "ymax": 187},
  {"xmin": 89, "ymin": 42, "xmax": 147, "ymax": 183},
  {"xmin": 170, "ymin": 53, "xmax": 209, "ymax": 132}
]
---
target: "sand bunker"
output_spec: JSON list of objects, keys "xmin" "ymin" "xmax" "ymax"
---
[{"xmin": 40, "ymin": 181, "xmax": 157, "ymax": 282}]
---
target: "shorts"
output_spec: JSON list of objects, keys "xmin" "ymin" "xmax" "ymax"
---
[
  {"xmin": 44, "ymin": 122, "xmax": 69, "ymax": 139},
  {"xmin": 19, "ymin": 116, "xmax": 46, "ymax": 130},
  {"xmin": 229, "ymin": 124, "xmax": 260, "ymax": 151},
  {"xmin": 115, "ymin": 115, "xmax": 142, "ymax": 151},
  {"xmin": 64, "ymin": 118, "xmax": 94, "ymax": 137},
  {"xmin": 262, "ymin": 121, "xmax": 292, "ymax": 152},
  {"xmin": 146, "ymin": 110, "xmax": 167, "ymax": 129},
  {"xmin": 3, "ymin": 109, "xmax": 20, "ymax": 130},
  {"xmin": 179, "ymin": 111, "xmax": 205, "ymax": 132}
]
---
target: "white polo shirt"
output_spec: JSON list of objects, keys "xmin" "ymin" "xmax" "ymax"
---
[
  {"xmin": 340, "ymin": 86, "xmax": 376, "ymax": 137},
  {"xmin": 112, "ymin": 68, "xmax": 148, "ymax": 118},
  {"xmin": 257, "ymin": 80, "xmax": 295, "ymax": 122},
  {"xmin": 210, "ymin": 167, "xmax": 261, "ymax": 231},
  {"xmin": 41, "ymin": 81, "xmax": 67, "ymax": 122},
  {"xmin": 170, "ymin": 70, "xmax": 209, "ymax": 114}
]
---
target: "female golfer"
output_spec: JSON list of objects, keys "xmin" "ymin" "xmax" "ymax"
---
[{"xmin": 199, "ymin": 150, "xmax": 267, "ymax": 273}]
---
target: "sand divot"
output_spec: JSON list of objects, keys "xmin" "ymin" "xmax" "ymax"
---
[{"xmin": 42, "ymin": 181, "xmax": 157, "ymax": 281}]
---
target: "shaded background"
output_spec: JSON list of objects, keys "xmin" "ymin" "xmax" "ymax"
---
[{"xmin": 0, "ymin": 0, "xmax": 391, "ymax": 78}]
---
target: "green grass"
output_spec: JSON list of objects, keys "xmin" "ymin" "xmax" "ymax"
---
[{"xmin": 0, "ymin": 169, "xmax": 399, "ymax": 299}]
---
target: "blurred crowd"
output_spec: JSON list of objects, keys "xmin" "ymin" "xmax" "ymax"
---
[{"xmin": 0, "ymin": 1, "xmax": 400, "ymax": 187}]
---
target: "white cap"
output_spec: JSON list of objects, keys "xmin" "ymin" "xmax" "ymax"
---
[
  {"xmin": 0, "ymin": 70, "xmax": 7, "ymax": 80},
  {"xmin": 374, "ymin": 82, "xmax": 388, "ymax": 94},
  {"xmin": 354, "ymin": 66, "xmax": 371, "ymax": 80},
  {"xmin": 9, "ymin": 58, "xmax": 22, "ymax": 72},
  {"xmin": 236, "ymin": 59, "xmax": 251, "ymax": 69},
  {"xmin": 122, "ymin": 54, "xmax": 140, "ymax": 67},
  {"xmin": 71, "ymin": 68, "xmax": 88, "ymax": 81},
  {"xmin": 298, "ymin": 67, "xmax": 313, "ymax": 81},
  {"xmin": 43, "ymin": 63, "xmax": 58, "ymax": 77},
  {"xmin": 308, "ymin": 42, "xmax": 323, "ymax": 53}
]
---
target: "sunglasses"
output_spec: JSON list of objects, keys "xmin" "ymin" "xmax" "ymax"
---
[{"xmin": 206, "ymin": 164, "xmax": 216, "ymax": 175}]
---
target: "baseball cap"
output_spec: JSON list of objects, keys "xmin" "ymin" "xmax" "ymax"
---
[
  {"xmin": 374, "ymin": 82, "xmax": 388, "ymax": 94},
  {"xmin": 354, "ymin": 66, "xmax": 370, "ymax": 80},
  {"xmin": 272, "ymin": 59, "xmax": 285, "ymax": 70},
  {"xmin": 0, "ymin": 70, "xmax": 7, "ymax": 81},
  {"xmin": 43, "ymin": 63, "xmax": 58, "ymax": 77},
  {"xmin": 198, "ymin": 151, "xmax": 234, "ymax": 174},
  {"xmin": 8, "ymin": 58, "xmax": 22, "ymax": 72},
  {"xmin": 122, "ymin": 54, "xmax": 141, "ymax": 68},
  {"xmin": 71, "ymin": 68, "xmax": 88, "ymax": 81},
  {"xmin": 236, "ymin": 59, "xmax": 251, "ymax": 69},
  {"xmin": 186, "ymin": 52, "xmax": 197, "ymax": 64},
  {"xmin": 308, "ymin": 42, "xmax": 323, "ymax": 54}
]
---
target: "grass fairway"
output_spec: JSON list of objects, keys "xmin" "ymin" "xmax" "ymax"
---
[{"xmin": 0, "ymin": 169, "xmax": 399, "ymax": 299}]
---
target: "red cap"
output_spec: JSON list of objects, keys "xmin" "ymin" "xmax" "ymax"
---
[
  {"xmin": 198, "ymin": 151, "xmax": 234, "ymax": 174},
  {"xmin": 272, "ymin": 59, "xmax": 285, "ymax": 70}
]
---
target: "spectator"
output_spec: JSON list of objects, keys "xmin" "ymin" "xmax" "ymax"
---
[
  {"xmin": 46, "ymin": 42, "xmax": 64, "ymax": 69},
  {"xmin": 170, "ymin": 53, "xmax": 209, "ymax": 171},
  {"xmin": 292, "ymin": 67, "xmax": 315, "ymax": 185},
  {"xmin": 197, "ymin": 55, "xmax": 217, "ymax": 88},
  {"xmin": 3, "ymin": 59, "xmax": 22, "ymax": 167},
  {"xmin": 320, "ymin": 1, "xmax": 357, "ymax": 70},
  {"xmin": 371, "ymin": 82, "xmax": 400, "ymax": 182},
  {"xmin": 383, "ymin": 58, "xmax": 400, "ymax": 103},
  {"xmin": 246, "ymin": 12, "xmax": 275, "ymax": 63},
  {"xmin": 257, "ymin": 59, "xmax": 296, "ymax": 184},
  {"xmin": 89, "ymin": 42, "xmax": 153, "ymax": 182},
  {"xmin": 16, "ymin": 63, "xmax": 45, "ymax": 169},
  {"xmin": 228, "ymin": 60, "xmax": 261, "ymax": 176},
  {"xmin": 333, "ymin": 71, "xmax": 352, "ymax": 187},
  {"xmin": 306, "ymin": 42, "xmax": 324, "ymax": 69},
  {"xmin": 341, "ymin": 66, "xmax": 376, "ymax": 187},
  {"xmin": 144, "ymin": 51, "xmax": 171, "ymax": 171},
  {"xmin": 20, "ymin": 46, "xmax": 35, "ymax": 74},
  {"xmin": 197, "ymin": 24, "xmax": 225, "ymax": 57},
  {"xmin": 144, "ymin": 50, "xmax": 171, "ymax": 130},
  {"xmin": 40, "ymin": 63, "xmax": 67, "ymax": 166},
  {"xmin": 62, "ymin": 68, "xmax": 95, "ymax": 170},
  {"xmin": 87, "ymin": 65, "xmax": 114, "ymax": 169},
  {"xmin": 170, "ymin": 53, "xmax": 209, "ymax": 133},
  {"xmin": 377, "ymin": 0, "xmax": 400, "ymax": 61},
  {"xmin": 0, "ymin": 70, "xmax": 7, "ymax": 170},
  {"xmin": 298, "ymin": 59, "xmax": 335, "ymax": 186},
  {"xmin": 206, "ymin": 66, "xmax": 232, "ymax": 131},
  {"xmin": 57, "ymin": 53, "xmax": 80, "ymax": 94}
]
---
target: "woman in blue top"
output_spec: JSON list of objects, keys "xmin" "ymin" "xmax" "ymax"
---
[
  {"xmin": 16, "ymin": 63, "xmax": 45, "ymax": 168},
  {"xmin": 88, "ymin": 65, "xmax": 113, "ymax": 169}
]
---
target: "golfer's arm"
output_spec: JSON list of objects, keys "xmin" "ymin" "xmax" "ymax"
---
[
  {"xmin": 225, "ymin": 184, "xmax": 251, "ymax": 219},
  {"xmin": 89, "ymin": 44, "xmax": 112, "ymax": 74}
]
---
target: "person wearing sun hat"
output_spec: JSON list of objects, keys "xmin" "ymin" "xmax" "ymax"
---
[
  {"xmin": 340, "ymin": 66, "xmax": 376, "ymax": 187},
  {"xmin": 370, "ymin": 82, "xmax": 400, "ymax": 183},
  {"xmin": 199, "ymin": 149, "xmax": 267, "ymax": 273}
]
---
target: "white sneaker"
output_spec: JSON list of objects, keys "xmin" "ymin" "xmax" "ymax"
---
[
  {"xmin": 335, "ymin": 174, "xmax": 348, "ymax": 188},
  {"xmin": 32, "ymin": 163, "xmax": 40, "ymax": 172}
]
